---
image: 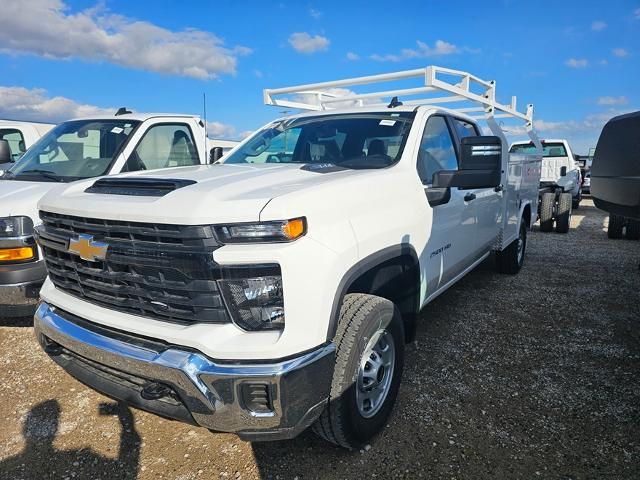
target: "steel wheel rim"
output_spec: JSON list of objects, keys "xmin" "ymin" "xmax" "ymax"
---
[
  {"xmin": 356, "ymin": 329, "xmax": 395, "ymax": 419},
  {"xmin": 517, "ymin": 228, "xmax": 525, "ymax": 264}
]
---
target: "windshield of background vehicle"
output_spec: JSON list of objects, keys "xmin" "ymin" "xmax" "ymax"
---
[
  {"xmin": 510, "ymin": 142, "xmax": 568, "ymax": 157},
  {"xmin": 223, "ymin": 113, "xmax": 415, "ymax": 169},
  {"xmin": 6, "ymin": 119, "xmax": 140, "ymax": 182}
]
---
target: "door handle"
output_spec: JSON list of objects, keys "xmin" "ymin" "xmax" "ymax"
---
[{"xmin": 464, "ymin": 193, "xmax": 476, "ymax": 202}]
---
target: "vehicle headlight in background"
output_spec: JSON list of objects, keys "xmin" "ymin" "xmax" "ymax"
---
[
  {"xmin": 218, "ymin": 268, "xmax": 284, "ymax": 331},
  {"xmin": 0, "ymin": 247, "xmax": 35, "ymax": 262},
  {"xmin": 214, "ymin": 218, "xmax": 306, "ymax": 244},
  {"xmin": 0, "ymin": 216, "xmax": 34, "ymax": 237}
]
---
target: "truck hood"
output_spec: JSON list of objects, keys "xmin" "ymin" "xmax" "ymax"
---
[
  {"xmin": 0, "ymin": 179, "xmax": 59, "ymax": 221},
  {"xmin": 38, "ymin": 163, "xmax": 367, "ymax": 224}
]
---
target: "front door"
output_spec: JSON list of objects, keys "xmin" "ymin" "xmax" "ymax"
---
[{"xmin": 417, "ymin": 115, "xmax": 477, "ymax": 300}]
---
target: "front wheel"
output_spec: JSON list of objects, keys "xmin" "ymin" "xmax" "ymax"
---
[
  {"xmin": 626, "ymin": 219, "xmax": 640, "ymax": 240},
  {"xmin": 313, "ymin": 294, "xmax": 404, "ymax": 449},
  {"xmin": 555, "ymin": 193, "xmax": 572, "ymax": 233},
  {"xmin": 608, "ymin": 214, "xmax": 624, "ymax": 239}
]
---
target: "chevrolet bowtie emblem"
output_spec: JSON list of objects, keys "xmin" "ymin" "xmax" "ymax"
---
[{"xmin": 68, "ymin": 234, "xmax": 109, "ymax": 262}]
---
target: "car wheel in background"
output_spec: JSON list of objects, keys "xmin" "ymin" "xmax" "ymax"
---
[
  {"xmin": 540, "ymin": 193, "xmax": 555, "ymax": 232},
  {"xmin": 607, "ymin": 214, "xmax": 625, "ymax": 239},
  {"xmin": 555, "ymin": 193, "xmax": 572, "ymax": 233},
  {"xmin": 625, "ymin": 219, "xmax": 640, "ymax": 240}
]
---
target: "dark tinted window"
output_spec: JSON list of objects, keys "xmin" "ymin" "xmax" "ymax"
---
[
  {"xmin": 417, "ymin": 116, "xmax": 458, "ymax": 184},
  {"xmin": 451, "ymin": 118, "xmax": 479, "ymax": 139}
]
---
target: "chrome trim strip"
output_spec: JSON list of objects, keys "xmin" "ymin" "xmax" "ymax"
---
[
  {"xmin": 0, "ymin": 235, "xmax": 35, "ymax": 248},
  {"xmin": 34, "ymin": 302, "xmax": 335, "ymax": 437}
]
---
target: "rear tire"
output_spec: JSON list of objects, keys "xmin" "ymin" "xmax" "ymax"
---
[
  {"xmin": 572, "ymin": 191, "xmax": 581, "ymax": 209},
  {"xmin": 626, "ymin": 219, "xmax": 640, "ymax": 240},
  {"xmin": 540, "ymin": 193, "xmax": 555, "ymax": 232},
  {"xmin": 555, "ymin": 193, "xmax": 572, "ymax": 233},
  {"xmin": 313, "ymin": 294, "xmax": 404, "ymax": 449},
  {"xmin": 607, "ymin": 214, "xmax": 624, "ymax": 239},
  {"xmin": 496, "ymin": 221, "xmax": 527, "ymax": 274}
]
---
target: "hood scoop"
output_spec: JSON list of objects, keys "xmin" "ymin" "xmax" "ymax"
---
[{"xmin": 85, "ymin": 178, "xmax": 197, "ymax": 197}]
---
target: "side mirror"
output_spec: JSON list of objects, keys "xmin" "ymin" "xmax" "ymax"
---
[
  {"xmin": 0, "ymin": 139, "xmax": 12, "ymax": 164},
  {"xmin": 209, "ymin": 146, "xmax": 224, "ymax": 164},
  {"xmin": 432, "ymin": 136, "xmax": 502, "ymax": 189},
  {"xmin": 560, "ymin": 166, "xmax": 567, "ymax": 176}
]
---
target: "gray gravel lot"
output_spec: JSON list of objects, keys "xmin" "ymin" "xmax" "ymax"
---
[{"xmin": 1, "ymin": 197, "xmax": 638, "ymax": 480}]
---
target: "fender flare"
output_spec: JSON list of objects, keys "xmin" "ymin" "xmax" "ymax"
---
[{"xmin": 325, "ymin": 244, "xmax": 420, "ymax": 341}]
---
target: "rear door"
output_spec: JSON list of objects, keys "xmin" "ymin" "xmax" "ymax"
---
[
  {"xmin": 418, "ymin": 115, "xmax": 477, "ymax": 298},
  {"xmin": 449, "ymin": 117, "xmax": 502, "ymax": 255},
  {"xmin": 540, "ymin": 142, "xmax": 570, "ymax": 183}
]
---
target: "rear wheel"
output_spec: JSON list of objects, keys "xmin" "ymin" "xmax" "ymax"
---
[
  {"xmin": 313, "ymin": 294, "xmax": 404, "ymax": 449},
  {"xmin": 626, "ymin": 219, "xmax": 640, "ymax": 240},
  {"xmin": 540, "ymin": 193, "xmax": 555, "ymax": 232},
  {"xmin": 496, "ymin": 221, "xmax": 527, "ymax": 274},
  {"xmin": 607, "ymin": 214, "xmax": 625, "ymax": 239},
  {"xmin": 555, "ymin": 193, "xmax": 572, "ymax": 233},
  {"xmin": 572, "ymin": 191, "xmax": 581, "ymax": 209}
]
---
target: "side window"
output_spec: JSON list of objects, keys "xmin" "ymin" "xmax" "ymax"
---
[
  {"xmin": 417, "ymin": 116, "xmax": 458, "ymax": 184},
  {"xmin": 124, "ymin": 124, "xmax": 199, "ymax": 172},
  {"xmin": 0, "ymin": 129, "xmax": 26, "ymax": 161},
  {"xmin": 451, "ymin": 118, "xmax": 479, "ymax": 140}
]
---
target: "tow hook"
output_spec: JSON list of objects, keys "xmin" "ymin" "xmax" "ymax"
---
[{"xmin": 141, "ymin": 382, "xmax": 173, "ymax": 400}]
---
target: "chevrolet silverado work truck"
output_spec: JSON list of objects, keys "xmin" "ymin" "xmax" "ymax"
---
[
  {"xmin": 0, "ymin": 110, "xmax": 231, "ymax": 316},
  {"xmin": 33, "ymin": 67, "xmax": 542, "ymax": 448}
]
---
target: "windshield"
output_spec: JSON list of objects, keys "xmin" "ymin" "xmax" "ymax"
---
[
  {"xmin": 223, "ymin": 113, "xmax": 415, "ymax": 169},
  {"xmin": 510, "ymin": 142, "xmax": 567, "ymax": 157},
  {"xmin": 6, "ymin": 119, "xmax": 140, "ymax": 182}
]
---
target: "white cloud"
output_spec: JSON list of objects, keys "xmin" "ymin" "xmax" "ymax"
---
[
  {"xmin": 612, "ymin": 48, "xmax": 629, "ymax": 57},
  {"xmin": 371, "ymin": 40, "xmax": 462, "ymax": 62},
  {"xmin": 253, "ymin": 69, "xmax": 264, "ymax": 78},
  {"xmin": 597, "ymin": 96, "xmax": 628, "ymax": 106},
  {"xmin": 346, "ymin": 51, "xmax": 359, "ymax": 61},
  {"xmin": 309, "ymin": 8, "xmax": 322, "ymax": 19},
  {"xmin": 206, "ymin": 121, "xmax": 241, "ymax": 139},
  {"xmin": 0, "ymin": 85, "xmax": 113, "ymax": 122},
  {"xmin": 634, "ymin": 8, "xmax": 640, "ymax": 19},
  {"xmin": 288, "ymin": 32, "xmax": 329, "ymax": 54},
  {"xmin": 0, "ymin": 0, "xmax": 251, "ymax": 80},
  {"xmin": 591, "ymin": 20, "xmax": 607, "ymax": 31},
  {"xmin": 565, "ymin": 58, "xmax": 588, "ymax": 68}
]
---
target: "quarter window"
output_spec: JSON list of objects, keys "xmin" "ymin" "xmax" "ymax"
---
[
  {"xmin": 417, "ymin": 116, "xmax": 458, "ymax": 184},
  {"xmin": 451, "ymin": 118, "xmax": 479, "ymax": 139},
  {"xmin": 124, "ymin": 124, "xmax": 199, "ymax": 172}
]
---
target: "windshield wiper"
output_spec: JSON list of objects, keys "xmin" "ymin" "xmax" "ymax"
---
[{"xmin": 18, "ymin": 169, "xmax": 64, "ymax": 182}]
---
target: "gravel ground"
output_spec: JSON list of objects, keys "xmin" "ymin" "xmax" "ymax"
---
[{"xmin": 1, "ymin": 197, "xmax": 638, "ymax": 480}]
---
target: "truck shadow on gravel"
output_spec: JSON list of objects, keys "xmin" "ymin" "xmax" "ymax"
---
[{"xmin": 0, "ymin": 400, "xmax": 141, "ymax": 480}]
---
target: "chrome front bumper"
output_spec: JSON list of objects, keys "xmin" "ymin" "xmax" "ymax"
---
[{"xmin": 34, "ymin": 302, "xmax": 335, "ymax": 441}]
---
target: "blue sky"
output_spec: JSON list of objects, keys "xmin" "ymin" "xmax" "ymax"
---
[{"xmin": 1, "ymin": 0, "xmax": 639, "ymax": 153}]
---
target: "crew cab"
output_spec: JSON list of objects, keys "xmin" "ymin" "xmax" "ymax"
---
[
  {"xmin": 0, "ymin": 110, "xmax": 221, "ymax": 316},
  {"xmin": 0, "ymin": 119, "xmax": 54, "ymax": 170},
  {"xmin": 510, "ymin": 139, "xmax": 582, "ymax": 233},
  {"xmin": 33, "ymin": 67, "xmax": 542, "ymax": 448}
]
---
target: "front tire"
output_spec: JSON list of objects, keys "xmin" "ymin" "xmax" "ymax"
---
[
  {"xmin": 626, "ymin": 219, "xmax": 640, "ymax": 240},
  {"xmin": 496, "ymin": 221, "xmax": 527, "ymax": 274},
  {"xmin": 313, "ymin": 294, "xmax": 404, "ymax": 449}
]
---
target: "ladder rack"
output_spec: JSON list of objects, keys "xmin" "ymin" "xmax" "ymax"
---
[{"xmin": 263, "ymin": 65, "xmax": 540, "ymax": 147}]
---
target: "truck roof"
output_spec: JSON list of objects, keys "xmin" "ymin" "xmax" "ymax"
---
[{"xmin": 69, "ymin": 112, "xmax": 202, "ymax": 122}]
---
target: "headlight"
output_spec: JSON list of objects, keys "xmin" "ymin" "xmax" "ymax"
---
[
  {"xmin": 218, "ymin": 268, "xmax": 284, "ymax": 331},
  {"xmin": 214, "ymin": 218, "xmax": 306, "ymax": 244},
  {"xmin": 0, "ymin": 216, "xmax": 34, "ymax": 237}
]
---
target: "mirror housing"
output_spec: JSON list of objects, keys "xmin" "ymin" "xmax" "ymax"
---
[
  {"xmin": 432, "ymin": 136, "xmax": 502, "ymax": 189},
  {"xmin": 0, "ymin": 139, "xmax": 12, "ymax": 164},
  {"xmin": 560, "ymin": 166, "xmax": 567, "ymax": 177},
  {"xmin": 209, "ymin": 146, "xmax": 224, "ymax": 164}
]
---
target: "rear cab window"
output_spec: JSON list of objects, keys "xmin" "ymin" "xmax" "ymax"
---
[{"xmin": 511, "ymin": 142, "xmax": 567, "ymax": 157}]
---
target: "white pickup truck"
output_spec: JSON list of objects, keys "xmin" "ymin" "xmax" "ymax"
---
[
  {"xmin": 510, "ymin": 139, "xmax": 582, "ymax": 233},
  {"xmin": 33, "ymin": 67, "xmax": 542, "ymax": 448},
  {"xmin": 0, "ymin": 110, "xmax": 229, "ymax": 316},
  {"xmin": 0, "ymin": 119, "xmax": 54, "ymax": 170}
]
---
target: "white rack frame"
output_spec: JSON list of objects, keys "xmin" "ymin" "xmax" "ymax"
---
[{"xmin": 263, "ymin": 66, "xmax": 541, "ymax": 148}]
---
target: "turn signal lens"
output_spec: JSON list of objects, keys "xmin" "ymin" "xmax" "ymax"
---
[
  {"xmin": 282, "ymin": 218, "xmax": 305, "ymax": 240},
  {"xmin": 0, "ymin": 246, "xmax": 35, "ymax": 262},
  {"xmin": 215, "ymin": 217, "xmax": 307, "ymax": 244}
]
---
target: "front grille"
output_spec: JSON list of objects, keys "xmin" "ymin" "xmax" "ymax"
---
[{"xmin": 37, "ymin": 211, "xmax": 230, "ymax": 324}]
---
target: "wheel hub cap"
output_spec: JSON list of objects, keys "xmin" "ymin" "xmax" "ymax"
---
[{"xmin": 356, "ymin": 329, "xmax": 395, "ymax": 418}]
